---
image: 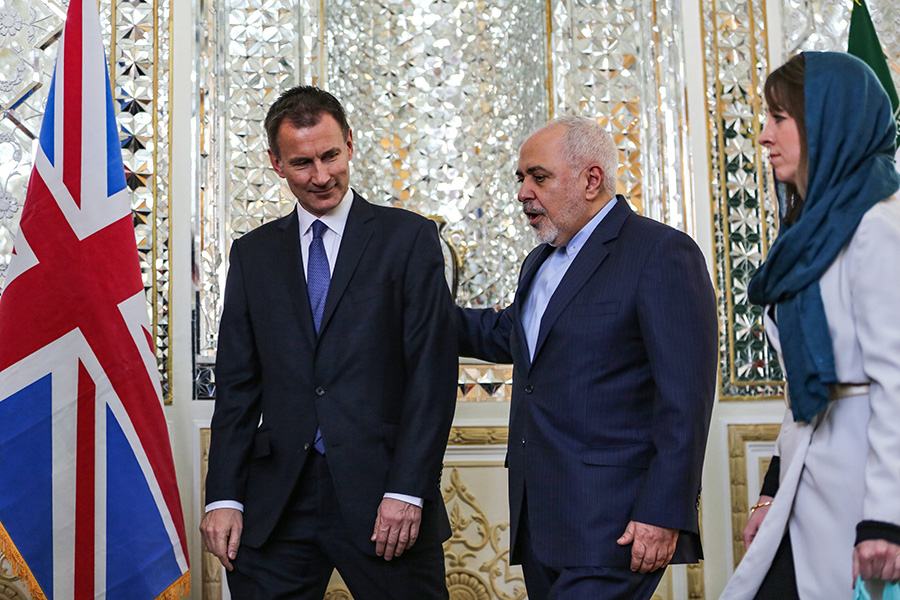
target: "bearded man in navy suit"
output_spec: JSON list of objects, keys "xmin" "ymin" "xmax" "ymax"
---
[
  {"xmin": 457, "ymin": 116, "xmax": 718, "ymax": 599},
  {"xmin": 200, "ymin": 87, "xmax": 457, "ymax": 599}
]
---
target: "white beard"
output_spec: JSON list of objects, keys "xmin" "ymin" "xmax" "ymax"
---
[{"xmin": 532, "ymin": 218, "xmax": 560, "ymax": 245}]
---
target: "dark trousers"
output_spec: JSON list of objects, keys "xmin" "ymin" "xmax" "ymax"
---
[
  {"xmin": 516, "ymin": 493, "xmax": 665, "ymax": 600},
  {"xmin": 226, "ymin": 452, "xmax": 448, "ymax": 600},
  {"xmin": 754, "ymin": 531, "xmax": 800, "ymax": 600}
]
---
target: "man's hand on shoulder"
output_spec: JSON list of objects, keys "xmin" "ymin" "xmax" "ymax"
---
[
  {"xmin": 617, "ymin": 520, "xmax": 679, "ymax": 573},
  {"xmin": 371, "ymin": 498, "xmax": 422, "ymax": 561},
  {"xmin": 200, "ymin": 508, "xmax": 243, "ymax": 571}
]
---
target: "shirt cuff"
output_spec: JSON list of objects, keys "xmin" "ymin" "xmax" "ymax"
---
[
  {"xmin": 205, "ymin": 500, "xmax": 244, "ymax": 513},
  {"xmin": 383, "ymin": 493, "xmax": 423, "ymax": 508}
]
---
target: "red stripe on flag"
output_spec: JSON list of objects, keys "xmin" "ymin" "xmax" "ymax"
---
[
  {"xmin": 142, "ymin": 325, "xmax": 154, "ymax": 352},
  {"xmin": 63, "ymin": 0, "xmax": 83, "ymax": 207},
  {"xmin": 75, "ymin": 360, "xmax": 95, "ymax": 599}
]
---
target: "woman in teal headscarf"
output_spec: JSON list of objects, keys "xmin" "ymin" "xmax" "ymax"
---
[{"xmin": 721, "ymin": 51, "xmax": 900, "ymax": 599}]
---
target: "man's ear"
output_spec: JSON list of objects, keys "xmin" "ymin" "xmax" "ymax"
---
[
  {"xmin": 584, "ymin": 164, "xmax": 604, "ymax": 200},
  {"xmin": 268, "ymin": 149, "xmax": 285, "ymax": 178},
  {"xmin": 346, "ymin": 129, "xmax": 354, "ymax": 161}
]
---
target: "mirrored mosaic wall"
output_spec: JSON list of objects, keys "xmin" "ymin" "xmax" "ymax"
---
[
  {"xmin": 193, "ymin": 0, "xmax": 694, "ymax": 372},
  {"xmin": 0, "ymin": 0, "xmax": 172, "ymax": 399},
  {"xmin": 0, "ymin": 0, "xmax": 61, "ymax": 294},
  {"xmin": 704, "ymin": 0, "xmax": 900, "ymax": 400},
  {"xmin": 785, "ymin": 0, "xmax": 900, "ymax": 65},
  {"xmin": 326, "ymin": 0, "xmax": 547, "ymax": 312},
  {"xmin": 551, "ymin": 0, "xmax": 693, "ymax": 231},
  {"xmin": 703, "ymin": 0, "xmax": 780, "ymax": 401}
]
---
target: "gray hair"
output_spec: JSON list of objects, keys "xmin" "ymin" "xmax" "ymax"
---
[{"xmin": 541, "ymin": 115, "xmax": 618, "ymax": 197}]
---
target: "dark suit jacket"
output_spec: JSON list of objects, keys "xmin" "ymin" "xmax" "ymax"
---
[
  {"xmin": 206, "ymin": 191, "xmax": 457, "ymax": 554},
  {"xmin": 458, "ymin": 197, "xmax": 717, "ymax": 569}
]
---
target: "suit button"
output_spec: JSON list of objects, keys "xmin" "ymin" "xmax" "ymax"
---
[
  {"xmin": 521, "ymin": 438, "xmax": 526, "ymax": 445},
  {"xmin": 315, "ymin": 387, "xmax": 326, "ymax": 396},
  {"xmin": 304, "ymin": 442, "xmax": 310, "ymax": 451},
  {"xmin": 524, "ymin": 385, "xmax": 533, "ymax": 394}
]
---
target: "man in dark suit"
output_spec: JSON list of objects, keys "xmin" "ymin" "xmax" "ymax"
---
[
  {"xmin": 457, "ymin": 116, "xmax": 718, "ymax": 599},
  {"xmin": 200, "ymin": 86, "xmax": 457, "ymax": 599}
]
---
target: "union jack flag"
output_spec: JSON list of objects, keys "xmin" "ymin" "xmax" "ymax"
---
[{"xmin": 0, "ymin": 1, "xmax": 189, "ymax": 598}]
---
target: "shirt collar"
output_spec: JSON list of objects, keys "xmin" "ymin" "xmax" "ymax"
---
[
  {"xmin": 562, "ymin": 195, "xmax": 618, "ymax": 258},
  {"xmin": 297, "ymin": 187, "xmax": 355, "ymax": 238}
]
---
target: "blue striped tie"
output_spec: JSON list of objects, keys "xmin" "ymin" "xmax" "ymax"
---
[
  {"xmin": 308, "ymin": 220, "xmax": 330, "ymax": 333},
  {"xmin": 308, "ymin": 220, "xmax": 329, "ymax": 453}
]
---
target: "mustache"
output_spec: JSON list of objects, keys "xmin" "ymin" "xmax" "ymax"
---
[{"xmin": 522, "ymin": 201, "xmax": 547, "ymax": 217}]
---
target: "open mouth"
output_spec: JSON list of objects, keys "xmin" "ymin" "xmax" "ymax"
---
[{"xmin": 523, "ymin": 204, "xmax": 546, "ymax": 227}]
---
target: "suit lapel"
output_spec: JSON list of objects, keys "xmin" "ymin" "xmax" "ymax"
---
[
  {"xmin": 279, "ymin": 208, "xmax": 317, "ymax": 347},
  {"xmin": 531, "ymin": 197, "xmax": 632, "ymax": 363},
  {"xmin": 318, "ymin": 192, "xmax": 375, "ymax": 337},
  {"xmin": 512, "ymin": 244, "xmax": 554, "ymax": 370}
]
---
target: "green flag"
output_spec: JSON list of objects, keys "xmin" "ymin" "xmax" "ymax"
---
[{"xmin": 848, "ymin": 0, "xmax": 900, "ymax": 147}]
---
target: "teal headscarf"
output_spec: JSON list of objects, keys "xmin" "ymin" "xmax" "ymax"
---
[{"xmin": 748, "ymin": 51, "xmax": 900, "ymax": 423}]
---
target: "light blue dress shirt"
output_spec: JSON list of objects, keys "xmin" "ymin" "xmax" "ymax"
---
[{"xmin": 521, "ymin": 197, "xmax": 618, "ymax": 360}]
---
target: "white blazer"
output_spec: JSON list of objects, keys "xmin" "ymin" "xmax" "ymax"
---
[{"xmin": 722, "ymin": 194, "xmax": 900, "ymax": 599}]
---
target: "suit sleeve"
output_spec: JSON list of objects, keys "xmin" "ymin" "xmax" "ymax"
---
[
  {"xmin": 205, "ymin": 241, "xmax": 264, "ymax": 505},
  {"xmin": 631, "ymin": 230, "xmax": 718, "ymax": 532},
  {"xmin": 386, "ymin": 220, "xmax": 458, "ymax": 499},
  {"xmin": 456, "ymin": 245, "xmax": 551, "ymax": 363},
  {"xmin": 456, "ymin": 305, "xmax": 514, "ymax": 363}
]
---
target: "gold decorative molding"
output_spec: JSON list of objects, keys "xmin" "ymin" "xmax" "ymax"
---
[
  {"xmin": 687, "ymin": 562, "xmax": 705, "ymax": 600},
  {"xmin": 442, "ymin": 468, "xmax": 526, "ymax": 600},
  {"xmin": 0, "ymin": 553, "xmax": 29, "ymax": 600},
  {"xmin": 448, "ymin": 427, "xmax": 509, "ymax": 446},
  {"xmin": 323, "ymin": 586, "xmax": 352, "ymax": 600},
  {"xmin": 0, "ymin": 584, "xmax": 27, "ymax": 600},
  {"xmin": 0, "ymin": 519, "xmax": 42, "ymax": 600},
  {"xmin": 447, "ymin": 570, "xmax": 492, "ymax": 600},
  {"xmin": 727, "ymin": 423, "xmax": 781, "ymax": 567}
]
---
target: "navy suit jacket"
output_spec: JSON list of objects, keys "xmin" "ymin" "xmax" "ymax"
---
[
  {"xmin": 458, "ymin": 197, "xmax": 717, "ymax": 568},
  {"xmin": 206, "ymin": 192, "xmax": 457, "ymax": 554}
]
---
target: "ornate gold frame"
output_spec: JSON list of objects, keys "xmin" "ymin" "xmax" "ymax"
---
[{"xmin": 727, "ymin": 423, "xmax": 781, "ymax": 567}]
